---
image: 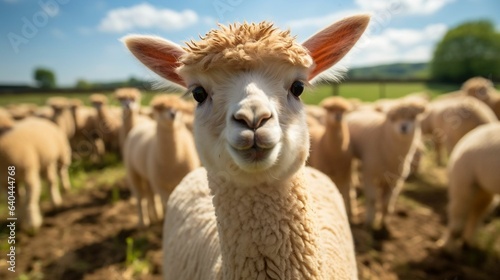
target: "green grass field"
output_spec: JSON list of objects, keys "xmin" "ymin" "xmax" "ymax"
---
[
  {"xmin": 0, "ymin": 82, "xmax": 477, "ymax": 107},
  {"xmin": 301, "ymin": 82, "xmax": 464, "ymax": 104}
]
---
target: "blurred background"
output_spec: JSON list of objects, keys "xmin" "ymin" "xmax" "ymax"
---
[{"xmin": 1, "ymin": 0, "xmax": 500, "ymax": 279}]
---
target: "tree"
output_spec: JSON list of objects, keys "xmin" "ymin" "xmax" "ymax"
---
[
  {"xmin": 34, "ymin": 67, "xmax": 56, "ymax": 88},
  {"xmin": 430, "ymin": 20, "xmax": 500, "ymax": 83}
]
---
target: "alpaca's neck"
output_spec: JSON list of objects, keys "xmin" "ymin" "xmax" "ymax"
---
[
  {"xmin": 97, "ymin": 106, "xmax": 110, "ymax": 122},
  {"xmin": 122, "ymin": 109, "xmax": 138, "ymax": 135},
  {"xmin": 324, "ymin": 121, "xmax": 349, "ymax": 151},
  {"xmin": 70, "ymin": 109, "xmax": 79, "ymax": 129},
  {"xmin": 52, "ymin": 111, "xmax": 64, "ymax": 124},
  {"xmin": 52, "ymin": 110, "xmax": 70, "ymax": 128},
  {"xmin": 208, "ymin": 168, "xmax": 323, "ymax": 279},
  {"xmin": 156, "ymin": 122, "xmax": 183, "ymax": 160}
]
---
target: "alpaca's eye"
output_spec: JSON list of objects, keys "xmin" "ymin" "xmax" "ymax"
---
[
  {"xmin": 192, "ymin": 86, "xmax": 208, "ymax": 103},
  {"xmin": 290, "ymin": 81, "xmax": 304, "ymax": 97}
]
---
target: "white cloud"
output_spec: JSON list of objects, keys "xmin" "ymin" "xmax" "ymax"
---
[
  {"xmin": 98, "ymin": 3, "xmax": 198, "ymax": 33},
  {"xmin": 348, "ymin": 23, "xmax": 448, "ymax": 66},
  {"xmin": 286, "ymin": 0, "xmax": 454, "ymax": 31},
  {"xmin": 382, "ymin": 24, "xmax": 448, "ymax": 46},
  {"xmin": 355, "ymin": 0, "xmax": 455, "ymax": 16}
]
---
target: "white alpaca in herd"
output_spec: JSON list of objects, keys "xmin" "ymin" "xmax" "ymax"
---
[{"xmin": 124, "ymin": 14, "xmax": 370, "ymax": 279}]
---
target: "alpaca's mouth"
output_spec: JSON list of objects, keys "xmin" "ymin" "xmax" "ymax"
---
[
  {"xmin": 238, "ymin": 145, "xmax": 273, "ymax": 162},
  {"xmin": 226, "ymin": 125, "xmax": 281, "ymax": 167},
  {"xmin": 228, "ymin": 143, "xmax": 280, "ymax": 171}
]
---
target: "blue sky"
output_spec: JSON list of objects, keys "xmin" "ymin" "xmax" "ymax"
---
[{"xmin": 1, "ymin": 0, "xmax": 499, "ymax": 86}]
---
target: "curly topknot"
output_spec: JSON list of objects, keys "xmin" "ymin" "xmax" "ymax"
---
[{"xmin": 180, "ymin": 22, "xmax": 313, "ymax": 71}]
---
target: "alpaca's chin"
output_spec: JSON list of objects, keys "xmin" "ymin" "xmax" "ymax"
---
[{"xmin": 228, "ymin": 143, "xmax": 281, "ymax": 172}]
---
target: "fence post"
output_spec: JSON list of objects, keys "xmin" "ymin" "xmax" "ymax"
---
[
  {"xmin": 332, "ymin": 83, "xmax": 339, "ymax": 96},
  {"xmin": 379, "ymin": 82, "xmax": 386, "ymax": 99}
]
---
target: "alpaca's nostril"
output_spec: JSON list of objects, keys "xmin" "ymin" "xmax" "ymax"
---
[
  {"xmin": 169, "ymin": 109, "xmax": 177, "ymax": 119},
  {"xmin": 233, "ymin": 115, "xmax": 252, "ymax": 128},
  {"xmin": 254, "ymin": 113, "xmax": 272, "ymax": 129},
  {"xmin": 233, "ymin": 99, "xmax": 273, "ymax": 129},
  {"xmin": 233, "ymin": 113, "xmax": 272, "ymax": 129},
  {"xmin": 401, "ymin": 124, "xmax": 408, "ymax": 134}
]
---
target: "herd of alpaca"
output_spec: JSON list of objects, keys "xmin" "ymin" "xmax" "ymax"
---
[{"xmin": 1, "ymin": 13, "xmax": 500, "ymax": 279}]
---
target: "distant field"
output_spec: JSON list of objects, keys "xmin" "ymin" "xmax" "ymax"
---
[
  {"xmin": 1, "ymin": 82, "xmax": 498, "ymax": 106},
  {"xmin": 301, "ymin": 82, "xmax": 462, "ymax": 104}
]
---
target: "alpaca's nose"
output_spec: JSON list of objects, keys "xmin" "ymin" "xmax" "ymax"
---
[
  {"xmin": 233, "ymin": 99, "xmax": 272, "ymax": 129},
  {"xmin": 400, "ymin": 123, "xmax": 410, "ymax": 134}
]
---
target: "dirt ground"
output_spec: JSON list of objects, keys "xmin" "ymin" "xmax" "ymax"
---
[{"xmin": 1, "ymin": 153, "xmax": 499, "ymax": 280}]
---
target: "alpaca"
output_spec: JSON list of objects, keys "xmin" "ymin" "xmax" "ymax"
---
[
  {"xmin": 89, "ymin": 94, "xmax": 122, "ymax": 155},
  {"xmin": 124, "ymin": 14, "xmax": 369, "ymax": 279},
  {"xmin": 114, "ymin": 87, "xmax": 151, "ymax": 152},
  {"xmin": 47, "ymin": 97, "xmax": 75, "ymax": 139},
  {"xmin": 374, "ymin": 93, "xmax": 430, "ymax": 177},
  {"xmin": 68, "ymin": 99, "xmax": 105, "ymax": 161},
  {"xmin": 347, "ymin": 98, "xmax": 426, "ymax": 231},
  {"xmin": 123, "ymin": 94, "xmax": 200, "ymax": 227},
  {"xmin": 0, "ymin": 108, "xmax": 14, "ymax": 130},
  {"xmin": 420, "ymin": 96, "xmax": 497, "ymax": 165},
  {"xmin": 6, "ymin": 103, "xmax": 37, "ymax": 120},
  {"xmin": 0, "ymin": 113, "xmax": 72, "ymax": 233},
  {"xmin": 309, "ymin": 96, "xmax": 356, "ymax": 221},
  {"xmin": 461, "ymin": 76, "xmax": 500, "ymax": 119},
  {"xmin": 33, "ymin": 105, "xmax": 53, "ymax": 119},
  {"xmin": 438, "ymin": 123, "xmax": 500, "ymax": 253},
  {"xmin": 461, "ymin": 76, "xmax": 494, "ymax": 103}
]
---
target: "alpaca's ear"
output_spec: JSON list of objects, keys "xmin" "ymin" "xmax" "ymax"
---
[
  {"xmin": 303, "ymin": 14, "xmax": 370, "ymax": 81},
  {"xmin": 122, "ymin": 35, "xmax": 187, "ymax": 88}
]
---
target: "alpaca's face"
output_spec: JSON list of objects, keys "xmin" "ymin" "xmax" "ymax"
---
[
  {"xmin": 320, "ymin": 98, "xmax": 352, "ymax": 125},
  {"xmin": 466, "ymin": 85, "xmax": 490, "ymax": 102},
  {"xmin": 154, "ymin": 107, "xmax": 178, "ymax": 123},
  {"xmin": 463, "ymin": 78, "xmax": 493, "ymax": 102},
  {"xmin": 390, "ymin": 117, "xmax": 416, "ymax": 136},
  {"xmin": 187, "ymin": 63, "xmax": 310, "ymax": 186},
  {"xmin": 91, "ymin": 102, "xmax": 104, "ymax": 110},
  {"xmin": 325, "ymin": 108, "xmax": 348, "ymax": 124},
  {"xmin": 151, "ymin": 98, "xmax": 185, "ymax": 128},
  {"xmin": 387, "ymin": 105, "xmax": 425, "ymax": 136},
  {"xmin": 118, "ymin": 97, "xmax": 139, "ymax": 111},
  {"xmin": 51, "ymin": 106, "xmax": 65, "ymax": 115}
]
